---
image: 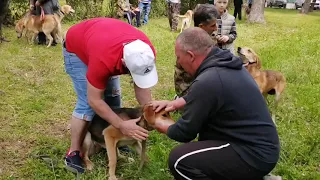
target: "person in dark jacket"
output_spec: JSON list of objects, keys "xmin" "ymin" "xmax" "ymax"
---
[
  {"xmin": 29, "ymin": 0, "xmax": 60, "ymax": 45},
  {"xmin": 151, "ymin": 27, "xmax": 280, "ymax": 180},
  {"xmin": 234, "ymin": 0, "xmax": 243, "ymax": 20},
  {"xmin": 0, "ymin": 0, "xmax": 10, "ymax": 43}
]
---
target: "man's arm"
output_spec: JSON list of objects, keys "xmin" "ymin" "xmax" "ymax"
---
[
  {"xmin": 228, "ymin": 21, "xmax": 237, "ymax": 43},
  {"xmin": 87, "ymin": 81, "xmax": 148, "ymax": 140},
  {"xmin": 87, "ymin": 81, "xmax": 124, "ymax": 128},
  {"xmin": 167, "ymin": 75, "xmax": 223, "ymax": 142},
  {"xmin": 134, "ymin": 83, "xmax": 152, "ymax": 105}
]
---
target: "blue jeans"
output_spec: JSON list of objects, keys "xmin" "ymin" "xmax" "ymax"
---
[
  {"xmin": 63, "ymin": 47, "xmax": 121, "ymax": 121},
  {"xmin": 138, "ymin": 2, "xmax": 151, "ymax": 25},
  {"xmin": 124, "ymin": 10, "xmax": 141, "ymax": 27}
]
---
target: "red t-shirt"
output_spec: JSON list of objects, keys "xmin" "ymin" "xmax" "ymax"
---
[{"xmin": 65, "ymin": 18, "xmax": 156, "ymax": 89}]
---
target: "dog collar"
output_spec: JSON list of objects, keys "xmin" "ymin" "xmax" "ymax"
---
[{"xmin": 243, "ymin": 61, "xmax": 256, "ymax": 67}]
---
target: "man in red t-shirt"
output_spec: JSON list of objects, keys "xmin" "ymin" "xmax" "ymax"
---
[{"xmin": 62, "ymin": 18, "xmax": 158, "ymax": 173}]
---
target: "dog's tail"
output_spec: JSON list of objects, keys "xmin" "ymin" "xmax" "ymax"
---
[{"xmin": 178, "ymin": 15, "xmax": 187, "ymax": 18}]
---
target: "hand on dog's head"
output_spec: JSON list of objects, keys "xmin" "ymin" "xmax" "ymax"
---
[{"xmin": 141, "ymin": 103, "xmax": 173, "ymax": 130}]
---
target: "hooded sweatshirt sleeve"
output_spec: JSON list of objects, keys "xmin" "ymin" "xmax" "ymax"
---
[{"xmin": 167, "ymin": 69, "xmax": 223, "ymax": 142}]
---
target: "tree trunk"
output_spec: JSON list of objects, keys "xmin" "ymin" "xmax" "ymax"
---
[
  {"xmin": 301, "ymin": 0, "xmax": 312, "ymax": 13},
  {"xmin": 247, "ymin": 0, "xmax": 265, "ymax": 23}
]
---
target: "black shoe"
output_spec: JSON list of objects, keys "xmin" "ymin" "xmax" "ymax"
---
[
  {"xmin": 118, "ymin": 145, "xmax": 134, "ymax": 154},
  {"xmin": 51, "ymin": 41, "xmax": 57, "ymax": 46},
  {"xmin": 64, "ymin": 150, "xmax": 85, "ymax": 174},
  {"xmin": 38, "ymin": 41, "xmax": 46, "ymax": 45}
]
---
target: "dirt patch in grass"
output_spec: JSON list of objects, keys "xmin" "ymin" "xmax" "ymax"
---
[{"xmin": 0, "ymin": 138, "xmax": 36, "ymax": 177}]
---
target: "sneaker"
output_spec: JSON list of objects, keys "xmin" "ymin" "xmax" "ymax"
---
[
  {"xmin": 173, "ymin": 94, "xmax": 179, "ymax": 100},
  {"xmin": 118, "ymin": 145, "xmax": 134, "ymax": 154},
  {"xmin": 263, "ymin": 174, "xmax": 282, "ymax": 180},
  {"xmin": 64, "ymin": 150, "xmax": 85, "ymax": 174}
]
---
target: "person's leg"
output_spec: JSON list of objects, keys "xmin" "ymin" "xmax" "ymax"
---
[
  {"xmin": 167, "ymin": 2, "xmax": 173, "ymax": 29},
  {"xmin": 171, "ymin": 2, "xmax": 181, "ymax": 31},
  {"xmin": 238, "ymin": 5, "xmax": 242, "ymax": 20},
  {"xmin": 134, "ymin": 10, "xmax": 141, "ymax": 27},
  {"xmin": 138, "ymin": 2, "xmax": 144, "ymax": 23},
  {"xmin": 63, "ymin": 47, "xmax": 95, "ymax": 173},
  {"xmin": 103, "ymin": 75, "xmax": 121, "ymax": 109},
  {"xmin": 125, "ymin": 11, "xmax": 132, "ymax": 25},
  {"xmin": 144, "ymin": 3, "xmax": 151, "ymax": 24},
  {"xmin": 168, "ymin": 140, "xmax": 270, "ymax": 180},
  {"xmin": 174, "ymin": 61, "xmax": 194, "ymax": 98},
  {"xmin": 103, "ymin": 75, "xmax": 131, "ymax": 153},
  {"xmin": 38, "ymin": 32, "xmax": 46, "ymax": 45},
  {"xmin": 51, "ymin": 32, "xmax": 57, "ymax": 46}
]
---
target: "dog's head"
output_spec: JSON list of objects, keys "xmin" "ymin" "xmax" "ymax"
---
[
  {"xmin": 138, "ymin": 103, "xmax": 173, "ymax": 131},
  {"xmin": 60, "ymin": 5, "xmax": 75, "ymax": 15},
  {"xmin": 15, "ymin": 18, "xmax": 25, "ymax": 38},
  {"xmin": 186, "ymin": 10, "xmax": 193, "ymax": 17},
  {"xmin": 237, "ymin": 47, "xmax": 261, "ymax": 69}
]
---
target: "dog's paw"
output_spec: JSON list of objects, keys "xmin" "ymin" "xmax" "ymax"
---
[
  {"xmin": 84, "ymin": 160, "xmax": 94, "ymax": 171},
  {"xmin": 144, "ymin": 155, "xmax": 149, "ymax": 162}
]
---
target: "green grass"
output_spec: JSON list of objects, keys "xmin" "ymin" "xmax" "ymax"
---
[{"xmin": 1, "ymin": 8, "xmax": 320, "ymax": 180}]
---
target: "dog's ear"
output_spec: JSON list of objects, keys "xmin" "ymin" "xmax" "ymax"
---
[
  {"xmin": 255, "ymin": 55, "xmax": 262, "ymax": 69},
  {"xmin": 143, "ymin": 104, "xmax": 156, "ymax": 125}
]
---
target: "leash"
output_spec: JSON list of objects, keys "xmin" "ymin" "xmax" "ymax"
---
[
  {"xmin": 30, "ymin": 154, "xmax": 57, "ymax": 180},
  {"xmin": 40, "ymin": 6, "xmax": 45, "ymax": 21},
  {"xmin": 30, "ymin": 153, "xmax": 82, "ymax": 180}
]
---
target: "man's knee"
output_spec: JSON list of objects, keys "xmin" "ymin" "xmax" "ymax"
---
[
  {"xmin": 168, "ymin": 145, "xmax": 210, "ymax": 180},
  {"xmin": 168, "ymin": 146, "xmax": 183, "ymax": 178}
]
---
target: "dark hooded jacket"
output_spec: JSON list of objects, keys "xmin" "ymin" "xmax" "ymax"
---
[
  {"xmin": 167, "ymin": 47, "xmax": 280, "ymax": 172},
  {"xmin": 30, "ymin": 0, "xmax": 60, "ymax": 15}
]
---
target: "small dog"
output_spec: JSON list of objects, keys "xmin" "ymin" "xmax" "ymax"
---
[
  {"xmin": 15, "ymin": 11, "xmax": 32, "ymax": 40},
  {"xmin": 237, "ymin": 47, "xmax": 286, "ymax": 122},
  {"xmin": 80, "ymin": 104, "xmax": 174, "ymax": 180},
  {"xmin": 16, "ymin": 5, "xmax": 75, "ymax": 47},
  {"xmin": 178, "ymin": 10, "xmax": 193, "ymax": 33}
]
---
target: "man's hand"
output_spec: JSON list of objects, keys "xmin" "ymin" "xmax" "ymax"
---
[
  {"xmin": 153, "ymin": 117, "xmax": 175, "ymax": 134},
  {"xmin": 151, "ymin": 100, "xmax": 176, "ymax": 113},
  {"xmin": 217, "ymin": 35, "xmax": 229, "ymax": 43},
  {"xmin": 119, "ymin": 118, "xmax": 149, "ymax": 141},
  {"xmin": 35, "ymin": 1, "xmax": 40, "ymax": 6}
]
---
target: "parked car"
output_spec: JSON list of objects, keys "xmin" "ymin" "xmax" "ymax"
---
[
  {"xmin": 315, "ymin": 0, "xmax": 320, "ymax": 9},
  {"xmin": 295, "ymin": 0, "xmax": 304, "ymax": 9},
  {"xmin": 295, "ymin": 0, "xmax": 320, "ymax": 10},
  {"xmin": 268, "ymin": 0, "xmax": 287, "ymax": 8}
]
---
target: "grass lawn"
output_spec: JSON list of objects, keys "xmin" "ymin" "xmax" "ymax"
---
[{"xmin": 0, "ymin": 8, "xmax": 320, "ymax": 180}]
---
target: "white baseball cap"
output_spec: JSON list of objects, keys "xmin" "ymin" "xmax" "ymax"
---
[{"xmin": 123, "ymin": 39, "xmax": 158, "ymax": 89}]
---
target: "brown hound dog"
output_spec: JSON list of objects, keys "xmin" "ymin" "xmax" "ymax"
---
[
  {"xmin": 80, "ymin": 104, "xmax": 174, "ymax": 180},
  {"xmin": 237, "ymin": 47, "xmax": 286, "ymax": 123}
]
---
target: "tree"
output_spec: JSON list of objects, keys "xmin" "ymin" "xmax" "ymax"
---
[
  {"xmin": 301, "ymin": 0, "xmax": 313, "ymax": 14},
  {"xmin": 247, "ymin": 0, "xmax": 265, "ymax": 24}
]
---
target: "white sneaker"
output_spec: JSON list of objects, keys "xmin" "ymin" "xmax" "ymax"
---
[
  {"xmin": 263, "ymin": 174, "xmax": 282, "ymax": 180},
  {"xmin": 173, "ymin": 94, "xmax": 179, "ymax": 100}
]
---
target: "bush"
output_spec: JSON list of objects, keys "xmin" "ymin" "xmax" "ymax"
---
[{"xmin": 6, "ymin": 0, "xmax": 215, "ymax": 24}]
